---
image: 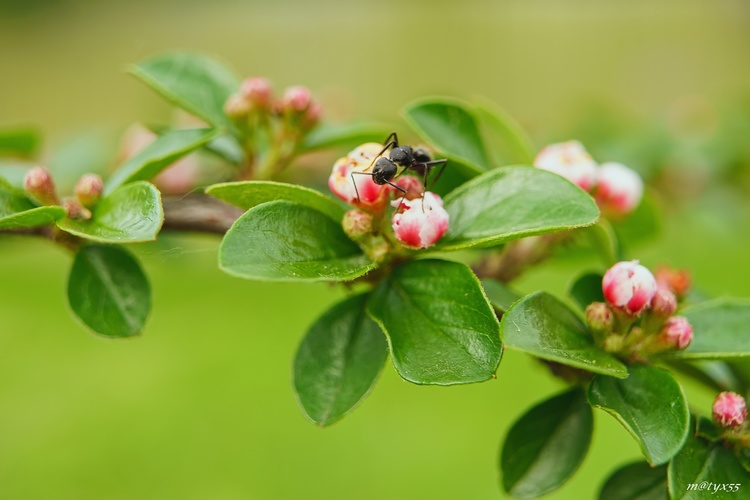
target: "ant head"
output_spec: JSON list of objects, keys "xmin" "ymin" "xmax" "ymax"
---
[
  {"xmin": 372, "ymin": 157, "xmax": 398, "ymax": 184},
  {"xmin": 389, "ymin": 145, "xmax": 413, "ymax": 166},
  {"xmin": 413, "ymin": 147, "xmax": 432, "ymax": 164}
]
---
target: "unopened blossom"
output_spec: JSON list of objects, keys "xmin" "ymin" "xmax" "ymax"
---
[
  {"xmin": 328, "ymin": 143, "xmax": 391, "ymax": 211},
  {"xmin": 342, "ymin": 210, "xmax": 373, "ymax": 240},
  {"xmin": 595, "ymin": 162, "xmax": 644, "ymax": 215},
  {"xmin": 650, "ymin": 289, "xmax": 677, "ymax": 318},
  {"xmin": 281, "ymin": 86, "xmax": 312, "ymax": 112},
  {"xmin": 534, "ymin": 141, "xmax": 598, "ymax": 191},
  {"xmin": 391, "ymin": 191, "xmax": 449, "ymax": 249},
  {"xmin": 585, "ymin": 302, "xmax": 614, "ymax": 333},
  {"xmin": 658, "ymin": 316, "xmax": 693, "ymax": 350},
  {"xmin": 240, "ymin": 77, "xmax": 272, "ymax": 107},
  {"xmin": 712, "ymin": 392, "xmax": 747, "ymax": 428},
  {"xmin": 654, "ymin": 266, "xmax": 692, "ymax": 299},
  {"xmin": 24, "ymin": 167, "xmax": 59, "ymax": 206},
  {"xmin": 602, "ymin": 261, "xmax": 658, "ymax": 315},
  {"xmin": 394, "ymin": 175, "xmax": 424, "ymax": 200},
  {"xmin": 75, "ymin": 174, "xmax": 104, "ymax": 208},
  {"xmin": 224, "ymin": 93, "xmax": 252, "ymax": 119}
]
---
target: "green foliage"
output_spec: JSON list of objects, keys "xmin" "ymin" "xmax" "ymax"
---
[
  {"xmin": 0, "ymin": 127, "xmax": 40, "ymax": 157},
  {"xmin": 299, "ymin": 122, "xmax": 393, "ymax": 153},
  {"xmin": 599, "ymin": 461, "xmax": 668, "ymax": 500},
  {"xmin": 668, "ymin": 433, "xmax": 746, "ymax": 499},
  {"xmin": 481, "ymin": 278, "xmax": 521, "ymax": 313},
  {"xmin": 568, "ymin": 271, "xmax": 605, "ymax": 310},
  {"xmin": 474, "ymin": 99, "xmax": 536, "ymax": 166},
  {"xmin": 0, "ymin": 180, "xmax": 65, "ymax": 229},
  {"xmin": 669, "ymin": 299, "xmax": 750, "ymax": 359}
]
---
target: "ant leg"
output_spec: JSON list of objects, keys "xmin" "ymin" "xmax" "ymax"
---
[
  {"xmin": 351, "ymin": 171, "xmax": 376, "ymax": 204},
  {"xmin": 421, "ymin": 159, "xmax": 448, "ymax": 191},
  {"xmin": 369, "ymin": 137, "xmax": 399, "ymax": 169},
  {"xmin": 385, "ymin": 180, "xmax": 408, "ymax": 213}
]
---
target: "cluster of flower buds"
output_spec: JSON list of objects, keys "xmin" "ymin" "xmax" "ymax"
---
[
  {"xmin": 585, "ymin": 260, "xmax": 694, "ymax": 361},
  {"xmin": 329, "ymin": 143, "xmax": 449, "ymax": 256},
  {"xmin": 534, "ymin": 141, "xmax": 643, "ymax": 216},
  {"xmin": 23, "ymin": 167, "xmax": 104, "ymax": 220}
]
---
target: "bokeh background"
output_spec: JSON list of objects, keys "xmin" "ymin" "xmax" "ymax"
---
[{"xmin": 1, "ymin": 0, "xmax": 749, "ymax": 498}]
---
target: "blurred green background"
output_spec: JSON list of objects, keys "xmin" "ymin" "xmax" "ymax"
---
[{"xmin": 1, "ymin": 0, "xmax": 749, "ymax": 498}]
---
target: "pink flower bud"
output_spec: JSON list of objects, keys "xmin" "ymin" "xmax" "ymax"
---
[
  {"xmin": 240, "ymin": 77, "xmax": 272, "ymax": 107},
  {"xmin": 658, "ymin": 316, "xmax": 693, "ymax": 350},
  {"xmin": 391, "ymin": 191, "xmax": 449, "ymax": 249},
  {"xmin": 534, "ymin": 141, "xmax": 598, "ymax": 191},
  {"xmin": 328, "ymin": 143, "xmax": 391, "ymax": 212},
  {"xmin": 654, "ymin": 266, "xmax": 692, "ymax": 299},
  {"xmin": 224, "ymin": 93, "xmax": 252, "ymax": 119},
  {"xmin": 394, "ymin": 175, "xmax": 424, "ymax": 201},
  {"xmin": 62, "ymin": 198, "xmax": 92, "ymax": 220},
  {"xmin": 302, "ymin": 101, "xmax": 323, "ymax": 129},
  {"xmin": 602, "ymin": 261, "xmax": 658, "ymax": 315},
  {"xmin": 24, "ymin": 167, "xmax": 59, "ymax": 206},
  {"xmin": 712, "ymin": 391, "xmax": 747, "ymax": 428},
  {"xmin": 281, "ymin": 86, "xmax": 312, "ymax": 113},
  {"xmin": 342, "ymin": 210, "xmax": 373, "ymax": 240},
  {"xmin": 585, "ymin": 302, "xmax": 614, "ymax": 333},
  {"xmin": 595, "ymin": 162, "xmax": 644, "ymax": 215},
  {"xmin": 650, "ymin": 289, "xmax": 677, "ymax": 318},
  {"xmin": 75, "ymin": 174, "xmax": 104, "ymax": 208}
]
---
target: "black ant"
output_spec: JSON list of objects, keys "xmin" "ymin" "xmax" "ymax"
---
[{"xmin": 350, "ymin": 132, "xmax": 447, "ymax": 209}]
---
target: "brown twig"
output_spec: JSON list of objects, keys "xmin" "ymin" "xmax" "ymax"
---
[{"xmin": 160, "ymin": 193, "xmax": 244, "ymax": 235}]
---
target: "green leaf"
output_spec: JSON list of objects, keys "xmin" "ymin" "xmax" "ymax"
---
[
  {"xmin": 666, "ymin": 360, "xmax": 741, "ymax": 393},
  {"xmin": 0, "ymin": 180, "xmax": 65, "ymax": 229},
  {"xmin": 294, "ymin": 293, "xmax": 388, "ymax": 426},
  {"xmin": 588, "ymin": 365, "xmax": 690, "ymax": 465},
  {"xmin": 500, "ymin": 292, "xmax": 627, "ymax": 378},
  {"xmin": 403, "ymin": 97, "xmax": 489, "ymax": 171},
  {"xmin": 475, "ymin": 99, "xmax": 535, "ymax": 165},
  {"xmin": 438, "ymin": 167, "xmax": 600, "ymax": 251},
  {"xmin": 204, "ymin": 133, "xmax": 245, "ymax": 165},
  {"xmin": 219, "ymin": 200, "xmax": 373, "ymax": 282},
  {"xmin": 299, "ymin": 123, "xmax": 393, "ymax": 152},
  {"xmin": 130, "ymin": 52, "xmax": 239, "ymax": 130},
  {"xmin": 668, "ymin": 299, "xmax": 750, "ymax": 360},
  {"xmin": 105, "ymin": 128, "xmax": 217, "ymax": 195},
  {"xmin": 0, "ymin": 127, "xmax": 40, "ymax": 157},
  {"xmin": 568, "ymin": 272, "xmax": 605, "ymax": 311},
  {"xmin": 206, "ymin": 181, "xmax": 344, "ymax": 220},
  {"xmin": 668, "ymin": 433, "xmax": 747, "ymax": 499},
  {"xmin": 367, "ymin": 259, "xmax": 501, "ymax": 385},
  {"xmin": 67, "ymin": 245, "xmax": 151, "ymax": 338},
  {"xmin": 57, "ymin": 181, "xmax": 163, "ymax": 243},
  {"xmin": 49, "ymin": 129, "xmax": 117, "ymax": 193},
  {"xmin": 694, "ymin": 416, "xmax": 723, "ymax": 442},
  {"xmin": 500, "ymin": 389, "xmax": 593, "ymax": 499},
  {"xmin": 599, "ymin": 462, "xmax": 668, "ymax": 500},
  {"xmin": 582, "ymin": 219, "xmax": 619, "ymax": 266},
  {"xmin": 481, "ymin": 279, "xmax": 521, "ymax": 313}
]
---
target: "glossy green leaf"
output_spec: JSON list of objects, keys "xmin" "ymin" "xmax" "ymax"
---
[
  {"xmin": 668, "ymin": 299, "xmax": 750, "ymax": 360},
  {"xmin": 299, "ymin": 123, "xmax": 393, "ymax": 152},
  {"xmin": 206, "ymin": 181, "xmax": 344, "ymax": 220},
  {"xmin": 130, "ymin": 52, "xmax": 238, "ymax": 130},
  {"xmin": 599, "ymin": 462, "xmax": 668, "ymax": 500},
  {"xmin": 219, "ymin": 200, "xmax": 373, "ymax": 282},
  {"xmin": 481, "ymin": 279, "xmax": 521, "ymax": 313},
  {"xmin": 0, "ymin": 180, "xmax": 65, "ymax": 229},
  {"xmin": 501, "ymin": 389, "xmax": 593, "ymax": 499},
  {"xmin": 438, "ymin": 167, "xmax": 600, "ymax": 251},
  {"xmin": 667, "ymin": 360, "xmax": 741, "ymax": 393},
  {"xmin": 367, "ymin": 259, "xmax": 501, "ymax": 385},
  {"xmin": 475, "ymin": 99, "xmax": 535, "ymax": 165},
  {"xmin": 403, "ymin": 97, "xmax": 489, "ymax": 171},
  {"xmin": 57, "ymin": 182, "xmax": 163, "ymax": 243},
  {"xmin": 425, "ymin": 155, "xmax": 480, "ymax": 197},
  {"xmin": 67, "ymin": 245, "xmax": 151, "ymax": 338},
  {"xmin": 294, "ymin": 293, "xmax": 388, "ymax": 426},
  {"xmin": 105, "ymin": 128, "xmax": 217, "ymax": 194},
  {"xmin": 588, "ymin": 365, "xmax": 690, "ymax": 465},
  {"xmin": 568, "ymin": 272, "xmax": 605, "ymax": 311},
  {"xmin": 668, "ymin": 433, "xmax": 747, "ymax": 499},
  {"xmin": 501, "ymin": 292, "xmax": 627, "ymax": 378},
  {"xmin": 204, "ymin": 133, "xmax": 245, "ymax": 165},
  {"xmin": 694, "ymin": 416, "xmax": 722, "ymax": 443},
  {"xmin": 0, "ymin": 127, "xmax": 40, "ymax": 157}
]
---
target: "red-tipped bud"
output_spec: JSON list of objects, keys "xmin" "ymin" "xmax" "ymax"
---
[
  {"xmin": 650, "ymin": 289, "xmax": 677, "ymax": 318},
  {"xmin": 224, "ymin": 93, "xmax": 252, "ymax": 119},
  {"xmin": 394, "ymin": 175, "xmax": 424, "ymax": 201},
  {"xmin": 342, "ymin": 210, "xmax": 373, "ymax": 240},
  {"xmin": 585, "ymin": 302, "xmax": 615, "ymax": 333},
  {"xmin": 658, "ymin": 316, "xmax": 693, "ymax": 350},
  {"xmin": 24, "ymin": 167, "xmax": 59, "ymax": 206},
  {"xmin": 595, "ymin": 162, "xmax": 644, "ymax": 215},
  {"xmin": 62, "ymin": 198, "xmax": 91, "ymax": 220},
  {"xmin": 391, "ymin": 192, "xmax": 449, "ymax": 249},
  {"xmin": 654, "ymin": 266, "xmax": 692, "ymax": 299},
  {"xmin": 240, "ymin": 77, "xmax": 272, "ymax": 107},
  {"xmin": 281, "ymin": 85, "xmax": 312, "ymax": 113},
  {"xmin": 712, "ymin": 391, "xmax": 747, "ymax": 428},
  {"xmin": 534, "ymin": 140, "xmax": 598, "ymax": 191},
  {"xmin": 328, "ymin": 143, "xmax": 391, "ymax": 212},
  {"xmin": 302, "ymin": 101, "xmax": 323, "ymax": 129},
  {"xmin": 75, "ymin": 174, "xmax": 104, "ymax": 208},
  {"xmin": 602, "ymin": 261, "xmax": 658, "ymax": 315}
]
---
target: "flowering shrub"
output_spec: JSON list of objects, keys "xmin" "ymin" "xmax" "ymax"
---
[{"xmin": 1, "ymin": 51, "xmax": 749, "ymax": 498}]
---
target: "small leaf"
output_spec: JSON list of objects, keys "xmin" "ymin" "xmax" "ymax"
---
[
  {"xmin": 130, "ymin": 52, "xmax": 239, "ymax": 130},
  {"xmin": 204, "ymin": 133, "xmax": 245, "ymax": 165},
  {"xmin": 219, "ymin": 200, "xmax": 373, "ymax": 282},
  {"xmin": 568, "ymin": 271, "xmax": 605, "ymax": 311},
  {"xmin": 599, "ymin": 461, "xmax": 668, "ymax": 500},
  {"xmin": 403, "ymin": 97, "xmax": 489, "ymax": 171},
  {"xmin": 367, "ymin": 259, "xmax": 501, "ymax": 385},
  {"xmin": 500, "ymin": 388, "xmax": 593, "ymax": 499},
  {"xmin": 588, "ymin": 365, "xmax": 690, "ymax": 465},
  {"xmin": 501, "ymin": 292, "xmax": 627, "ymax": 378},
  {"xmin": 438, "ymin": 167, "xmax": 600, "ymax": 251},
  {"xmin": 475, "ymin": 99, "xmax": 535, "ymax": 165},
  {"xmin": 299, "ymin": 122, "xmax": 393, "ymax": 152},
  {"xmin": 0, "ymin": 180, "xmax": 65, "ymax": 229},
  {"xmin": 694, "ymin": 416, "xmax": 723, "ymax": 443},
  {"xmin": 668, "ymin": 299, "xmax": 750, "ymax": 360},
  {"xmin": 294, "ymin": 293, "xmax": 388, "ymax": 426},
  {"xmin": 105, "ymin": 128, "xmax": 217, "ymax": 194},
  {"xmin": 668, "ymin": 433, "xmax": 747, "ymax": 499},
  {"xmin": 57, "ymin": 181, "xmax": 163, "ymax": 243},
  {"xmin": 67, "ymin": 245, "xmax": 151, "ymax": 338},
  {"xmin": 206, "ymin": 181, "xmax": 344, "ymax": 220},
  {"xmin": 0, "ymin": 127, "xmax": 40, "ymax": 157},
  {"xmin": 481, "ymin": 279, "xmax": 521, "ymax": 313}
]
